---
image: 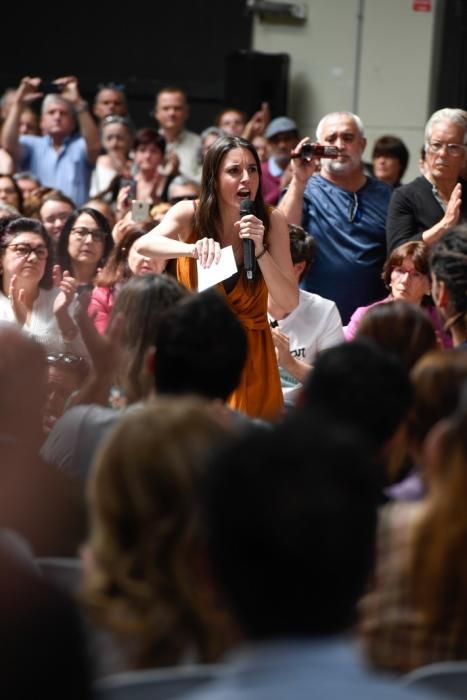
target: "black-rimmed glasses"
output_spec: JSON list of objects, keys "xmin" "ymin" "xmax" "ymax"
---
[
  {"xmin": 71, "ymin": 227, "xmax": 106, "ymax": 243},
  {"xmin": 5, "ymin": 243, "xmax": 48, "ymax": 260}
]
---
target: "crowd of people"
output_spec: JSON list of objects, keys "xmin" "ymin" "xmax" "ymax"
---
[{"xmin": 1, "ymin": 75, "xmax": 467, "ymax": 698}]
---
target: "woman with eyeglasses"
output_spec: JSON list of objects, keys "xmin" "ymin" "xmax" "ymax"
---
[
  {"xmin": 57, "ymin": 207, "xmax": 114, "ymax": 286},
  {"xmin": 0, "ymin": 217, "xmax": 87, "ymax": 355},
  {"xmin": 345, "ymin": 240, "xmax": 450, "ymax": 347}
]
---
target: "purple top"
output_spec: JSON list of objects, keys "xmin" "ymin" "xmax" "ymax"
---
[{"xmin": 344, "ymin": 295, "xmax": 452, "ymax": 348}]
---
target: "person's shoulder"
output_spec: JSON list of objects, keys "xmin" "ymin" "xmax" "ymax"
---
[
  {"xmin": 19, "ymin": 134, "xmax": 45, "ymax": 153},
  {"xmin": 363, "ymin": 176, "xmax": 392, "ymax": 200},
  {"xmin": 300, "ymin": 289, "xmax": 334, "ymax": 307},
  {"xmin": 170, "ymin": 198, "xmax": 198, "ymax": 221},
  {"xmin": 179, "ymin": 129, "xmax": 201, "ymax": 145},
  {"xmin": 68, "ymin": 133, "xmax": 87, "ymax": 150},
  {"xmin": 394, "ymin": 176, "xmax": 429, "ymax": 195},
  {"xmin": 19, "ymin": 134, "xmax": 43, "ymax": 145},
  {"xmin": 42, "ymin": 403, "xmax": 122, "ymax": 476},
  {"xmin": 305, "ymin": 174, "xmax": 327, "ymax": 191},
  {"xmin": 91, "ymin": 285, "xmax": 113, "ymax": 302},
  {"xmin": 299, "ymin": 289, "xmax": 338, "ymax": 313}
]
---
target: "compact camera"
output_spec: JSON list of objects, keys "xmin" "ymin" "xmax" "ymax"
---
[{"xmin": 293, "ymin": 143, "xmax": 340, "ymax": 161}]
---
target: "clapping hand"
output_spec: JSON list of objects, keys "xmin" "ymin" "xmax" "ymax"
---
[
  {"xmin": 8, "ymin": 274, "xmax": 28, "ymax": 325},
  {"xmin": 271, "ymin": 327, "xmax": 292, "ymax": 368},
  {"xmin": 52, "ymin": 265, "xmax": 78, "ymax": 315}
]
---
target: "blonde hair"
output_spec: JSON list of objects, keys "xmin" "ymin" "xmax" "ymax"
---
[{"xmin": 82, "ymin": 398, "xmax": 232, "ymax": 668}]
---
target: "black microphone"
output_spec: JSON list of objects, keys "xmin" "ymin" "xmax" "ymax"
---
[{"xmin": 240, "ymin": 199, "xmax": 256, "ymax": 281}]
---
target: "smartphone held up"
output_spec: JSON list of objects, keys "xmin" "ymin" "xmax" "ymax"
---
[{"xmin": 131, "ymin": 201, "xmax": 150, "ymax": 222}]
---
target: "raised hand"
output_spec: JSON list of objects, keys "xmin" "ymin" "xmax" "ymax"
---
[
  {"xmin": 443, "ymin": 182, "xmax": 462, "ymax": 231},
  {"xmin": 8, "ymin": 274, "xmax": 28, "ymax": 325},
  {"xmin": 289, "ymin": 137, "xmax": 320, "ymax": 184},
  {"xmin": 271, "ymin": 327, "xmax": 291, "ymax": 368},
  {"xmin": 53, "ymin": 76, "xmax": 81, "ymax": 105},
  {"xmin": 53, "ymin": 269, "xmax": 78, "ymax": 315},
  {"xmin": 236, "ymin": 214, "xmax": 265, "ymax": 255},
  {"xmin": 15, "ymin": 76, "xmax": 43, "ymax": 104},
  {"xmin": 243, "ymin": 102, "xmax": 271, "ymax": 140},
  {"xmin": 159, "ymin": 149, "xmax": 180, "ymax": 177}
]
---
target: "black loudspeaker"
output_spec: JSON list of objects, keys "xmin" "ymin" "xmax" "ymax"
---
[{"xmin": 224, "ymin": 50, "xmax": 290, "ymax": 118}]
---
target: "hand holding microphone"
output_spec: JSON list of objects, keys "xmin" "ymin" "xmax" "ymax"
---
[{"xmin": 239, "ymin": 199, "xmax": 265, "ymax": 281}]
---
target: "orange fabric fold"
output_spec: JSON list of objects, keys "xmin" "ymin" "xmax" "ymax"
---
[{"xmin": 177, "ymin": 243, "xmax": 283, "ymax": 420}]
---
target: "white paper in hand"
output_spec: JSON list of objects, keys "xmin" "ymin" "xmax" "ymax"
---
[{"xmin": 197, "ymin": 245, "xmax": 238, "ymax": 292}]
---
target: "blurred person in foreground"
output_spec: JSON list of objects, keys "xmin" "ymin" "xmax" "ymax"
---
[{"xmin": 185, "ymin": 412, "xmax": 435, "ymax": 700}]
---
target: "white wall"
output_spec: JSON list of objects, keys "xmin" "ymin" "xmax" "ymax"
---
[{"xmin": 252, "ymin": 0, "xmax": 436, "ymax": 182}]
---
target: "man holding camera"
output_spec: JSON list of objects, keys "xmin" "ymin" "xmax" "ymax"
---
[
  {"xmin": 2, "ymin": 76, "xmax": 101, "ymax": 206},
  {"xmin": 279, "ymin": 111, "xmax": 391, "ymax": 324}
]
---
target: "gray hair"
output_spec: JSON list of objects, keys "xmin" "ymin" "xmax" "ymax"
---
[
  {"xmin": 13, "ymin": 171, "xmax": 40, "ymax": 184},
  {"xmin": 316, "ymin": 111, "xmax": 365, "ymax": 140},
  {"xmin": 198, "ymin": 126, "xmax": 226, "ymax": 164},
  {"xmin": 167, "ymin": 175, "xmax": 200, "ymax": 200},
  {"xmin": 200, "ymin": 126, "xmax": 226, "ymax": 144},
  {"xmin": 41, "ymin": 94, "xmax": 76, "ymax": 121},
  {"xmin": 424, "ymin": 108, "xmax": 467, "ymax": 146}
]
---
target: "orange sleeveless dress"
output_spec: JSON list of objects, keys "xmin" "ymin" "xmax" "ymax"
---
[{"xmin": 177, "ymin": 231, "xmax": 283, "ymax": 420}]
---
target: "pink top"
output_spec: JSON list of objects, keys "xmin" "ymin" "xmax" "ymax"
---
[
  {"xmin": 343, "ymin": 297, "xmax": 390, "ymax": 340},
  {"xmin": 344, "ymin": 295, "xmax": 452, "ymax": 348},
  {"xmin": 88, "ymin": 286, "xmax": 116, "ymax": 335}
]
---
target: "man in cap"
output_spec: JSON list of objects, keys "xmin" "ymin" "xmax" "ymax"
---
[{"xmin": 261, "ymin": 116, "xmax": 300, "ymax": 205}]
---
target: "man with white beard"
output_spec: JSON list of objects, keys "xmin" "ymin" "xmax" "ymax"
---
[{"xmin": 279, "ymin": 112, "xmax": 391, "ymax": 324}]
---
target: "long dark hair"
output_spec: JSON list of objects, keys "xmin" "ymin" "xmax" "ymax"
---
[{"xmin": 195, "ymin": 136, "xmax": 270, "ymax": 241}]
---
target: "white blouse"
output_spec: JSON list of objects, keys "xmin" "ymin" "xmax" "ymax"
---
[{"xmin": 0, "ymin": 288, "xmax": 88, "ymax": 357}]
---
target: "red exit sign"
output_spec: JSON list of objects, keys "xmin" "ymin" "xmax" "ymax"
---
[{"xmin": 413, "ymin": 0, "xmax": 432, "ymax": 11}]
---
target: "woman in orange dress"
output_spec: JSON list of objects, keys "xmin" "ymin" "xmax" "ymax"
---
[{"xmin": 136, "ymin": 135, "xmax": 298, "ymax": 419}]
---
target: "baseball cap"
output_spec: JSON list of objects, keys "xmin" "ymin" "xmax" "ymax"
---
[{"xmin": 265, "ymin": 116, "xmax": 298, "ymax": 140}]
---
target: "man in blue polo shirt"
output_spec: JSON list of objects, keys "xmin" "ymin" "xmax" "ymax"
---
[
  {"xmin": 279, "ymin": 111, "xmax": 391, "ymax": 324},
  {"xmin": 2, "ymin": 76, "xmax": 101, "ymax": 206}
]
